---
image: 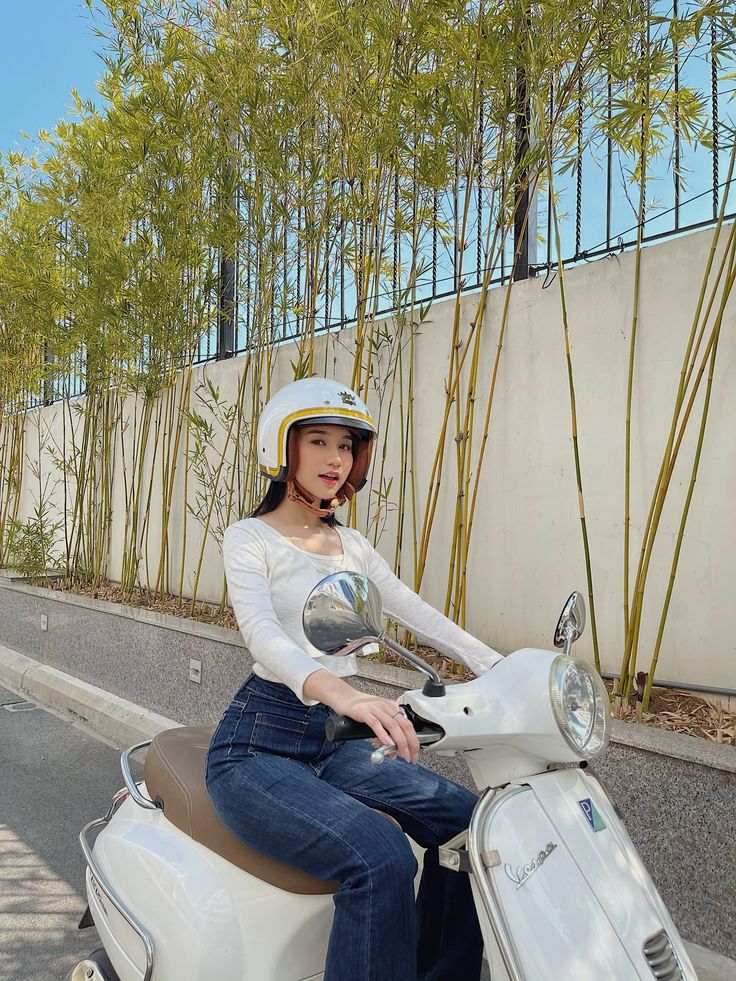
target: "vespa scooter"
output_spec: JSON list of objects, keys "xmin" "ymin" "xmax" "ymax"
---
[{"xmin": 66, "ymin": 572, "xmax": 696, "ymax": 981}]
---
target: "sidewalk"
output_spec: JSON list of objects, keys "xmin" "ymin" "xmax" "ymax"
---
[{"xmin": 1, "ymin": 644, "xmax": 734, "ymax": 980}]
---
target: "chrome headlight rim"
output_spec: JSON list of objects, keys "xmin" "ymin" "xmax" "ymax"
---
[{"xmin": 549, "ymin": 654, "xmax": 611, "ymax": 759}]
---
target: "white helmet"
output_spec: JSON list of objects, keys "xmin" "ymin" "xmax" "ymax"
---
[{"xmin": 257, "ymin": 378, "xmax": 377, "ymax": 495}]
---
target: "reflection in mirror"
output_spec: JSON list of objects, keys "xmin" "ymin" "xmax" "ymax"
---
[
  {"xmin": 303, "ymin": 571, "xmax": 383, "ymax": 656},
  {"xmin": 303, "ymin": 571, "xmax": 447, "ymax": 696},
  {"xmin": 554, "ymin": 591, "xmax": 587, "ymax": 655}
]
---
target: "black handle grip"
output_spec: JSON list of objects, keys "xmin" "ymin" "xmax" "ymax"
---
[{"xmin": 325, "ymin": 715, "xmax": 375, "ymax": 742}]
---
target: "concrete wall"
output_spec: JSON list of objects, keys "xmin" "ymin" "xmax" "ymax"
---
[{"xmin": 9, "ymin": 223, "xmax": 736, "ymax": 689}]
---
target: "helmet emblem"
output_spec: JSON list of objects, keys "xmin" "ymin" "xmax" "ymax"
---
[{"xmin": 338, "ymin": 390, "xmax": 357, "ymax": 406}]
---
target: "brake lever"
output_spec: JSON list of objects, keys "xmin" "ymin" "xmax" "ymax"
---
[
  {"xmin": 370, "ymin": 743, "xmax": 396, "ymax": 765},
  {"xmin": 369, "ymin": 729, "xmax": 442, "ymax": 764}
]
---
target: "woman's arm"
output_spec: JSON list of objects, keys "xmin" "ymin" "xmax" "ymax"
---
[
  {"xmin": 223, "ymin": 524, "xmax": 329, "ymax": 702},
  {"xmin": 361, "ymin": 538, "xmax": 503, "ymax": 675}
]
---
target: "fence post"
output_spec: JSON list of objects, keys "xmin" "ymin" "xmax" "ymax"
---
[
  {"xmin": 217, "ymin": 252, "xmax": 236, "ymax": 360},
  {"xmin": 215, "ymin": 0, "xmax": 236, "ymax": 361},
  {"xmin": 512, "ymin": 29, "xmax": 537, "ymax": 282}
]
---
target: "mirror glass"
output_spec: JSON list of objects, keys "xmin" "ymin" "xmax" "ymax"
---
[
  {"xmin": 303, "ymin": 571, "xmax": 383, "ymax": 655},
  {"xmin": 554, "ymin": 591, "xmax": 587, "ymax": 649}
]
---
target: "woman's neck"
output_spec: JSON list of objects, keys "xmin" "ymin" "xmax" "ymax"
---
[{"xmin": 269, "ymin": 497, "xmax": 326, "ymax": 531}]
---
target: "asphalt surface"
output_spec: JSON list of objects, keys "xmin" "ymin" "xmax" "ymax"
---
[{"xmin": 0, "ymin": 682, "xmax": 141, "ymax": 981}]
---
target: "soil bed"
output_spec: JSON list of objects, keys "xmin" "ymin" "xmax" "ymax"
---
[{"xmin": 30, "ymin": 576, "xmax": 736, "ymax": 746}]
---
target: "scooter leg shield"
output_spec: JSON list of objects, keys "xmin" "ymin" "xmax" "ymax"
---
[{"xmin": 468, "ymin": 768, "xmax": 697, "ymax": 981}]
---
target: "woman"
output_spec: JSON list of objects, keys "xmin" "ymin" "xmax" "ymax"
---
[{"xmin": 205, "ymin": 376, "xmax": 503, "ymax": 981}]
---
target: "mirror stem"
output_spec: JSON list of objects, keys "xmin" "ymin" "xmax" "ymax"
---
[
  {"xmin": 563, "ymin": 629, "xmax": 574, "ymax": 658},
  {"xmin": 382, "ymin": 637, "xmax": 446, "ymax": 697}
]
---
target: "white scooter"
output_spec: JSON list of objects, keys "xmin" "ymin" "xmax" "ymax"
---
[{"xmin": 66, "ymin": 572, "xmax": 697, "ymax": 981}]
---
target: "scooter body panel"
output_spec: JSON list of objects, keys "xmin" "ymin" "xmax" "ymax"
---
[
  {"xmin": 469, "ymin": 767, "xmax": 696, "ymax": 981},
  {"xmin": 404, "ymin": 649, "xmax": 586, "ymax": 785},
  {"xmin": 88, "ymin": 791, "xmax": 333, "ymax": 981},
  {"xmin": 86, "ymin": 864, "xmax": 146, "ymax": 981}
]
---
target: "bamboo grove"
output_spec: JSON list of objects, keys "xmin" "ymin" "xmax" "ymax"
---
[{"xmin": 0, "ymin": 0, "xmax": 734, "ymax": 706}]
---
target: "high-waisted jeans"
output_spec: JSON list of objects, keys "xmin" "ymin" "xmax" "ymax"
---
[{"xmin": 205, "ymin": 674, "xmax": 483, "ymax": 981}]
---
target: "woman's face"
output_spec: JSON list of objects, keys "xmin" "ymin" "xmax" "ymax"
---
[{"xmin": 294, "ymin": 424, "xmax": 355, "ymax": 500}]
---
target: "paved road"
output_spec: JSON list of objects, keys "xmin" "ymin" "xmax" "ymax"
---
[{"xmin": 0, "ymin": 683, "xmax": 141, "ymax": 981}]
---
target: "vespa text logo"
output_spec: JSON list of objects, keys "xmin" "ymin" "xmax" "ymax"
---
[
  {"xmin": 90, "ymin": 874, "xmax": 109, "ymax": 917},
  {"xmin": 503, "ymin": 841, "xmax": 558, "ymax": 890}
]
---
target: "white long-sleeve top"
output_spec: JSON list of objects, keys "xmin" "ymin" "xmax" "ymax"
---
[{"xmin": 223, "ymin": 517, "xmax": 503, "ymax": 704}]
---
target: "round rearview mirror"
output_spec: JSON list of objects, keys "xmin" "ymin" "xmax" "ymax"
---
[
  {"xmin": 303, "ymin": 571, "xmax": 383, "ymax": 656},
  {"xmin": 554, "ymin": 591, "xmax": 586, "ymax": 652}
]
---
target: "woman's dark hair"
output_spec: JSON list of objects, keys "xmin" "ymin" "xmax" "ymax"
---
[{"xmin": 250, "ymin": 481, "xmax": 341, "ymax": 527}]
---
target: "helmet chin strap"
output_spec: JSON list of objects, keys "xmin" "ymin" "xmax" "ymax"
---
[{"xmin": 286, "ymin": 478, "xmax": 356, "ymax": 518}]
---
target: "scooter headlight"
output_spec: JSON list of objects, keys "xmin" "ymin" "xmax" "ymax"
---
[{"xmin": 549, "ymin": 655, "xmax": 611, "ymax": 759}]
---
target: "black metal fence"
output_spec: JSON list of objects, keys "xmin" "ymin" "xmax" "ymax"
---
[{"xmin": 196, "ymin": 11, "xmax": 735, "ymax": 366}]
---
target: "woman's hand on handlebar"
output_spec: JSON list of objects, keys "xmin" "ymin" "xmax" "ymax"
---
[
  {"xmin": 301, "ymin": 669, "xmax": 419, "ymax": 763},
  {"xmin": 334, "ymin": 694, "xmax": 420, "ymax": 764}
]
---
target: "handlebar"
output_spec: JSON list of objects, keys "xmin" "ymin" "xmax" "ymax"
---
[
  {"xmin": 325, "ymin": 706, "xmax": 445, "ymax": 746},
  {"xmin": 325, "ymin": 715, "xmax": 375, "ymax": 741}
]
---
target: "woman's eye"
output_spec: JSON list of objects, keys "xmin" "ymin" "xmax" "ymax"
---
[{"xmin": 311, "ymin": 439, "xmax": 352, "ymax": 452}]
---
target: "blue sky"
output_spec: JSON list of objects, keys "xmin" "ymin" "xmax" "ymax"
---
[{"xmin": 0, "ymin": 1, "xmax": 106, "ymax": 156}]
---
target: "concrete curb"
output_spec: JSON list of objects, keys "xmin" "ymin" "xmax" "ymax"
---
[
  {"xmin": 0, "ymin": 644, "xmax": 181, "ymax": 747},
  {"xmin": 1, "ymin": 642, "xmax": 735, "ymax": 979}
]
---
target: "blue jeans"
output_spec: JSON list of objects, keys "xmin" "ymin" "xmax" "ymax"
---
[{"xmin": 205, "ymin": 675, "xmax": 483, "ymax": 981}]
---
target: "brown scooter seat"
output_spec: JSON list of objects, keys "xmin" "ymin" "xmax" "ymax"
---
[{"xmin": 144, "ymin": 725, "xmax": 398, "ymax": 896}]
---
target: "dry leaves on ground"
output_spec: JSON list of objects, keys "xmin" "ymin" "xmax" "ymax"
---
[{"xmin": 604, "ymin": 679, "xmax": 735, "ymax": 745}]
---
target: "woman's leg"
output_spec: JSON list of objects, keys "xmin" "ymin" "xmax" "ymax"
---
[
  {"xmin": 207, "ymin": 756, "xmax": 420, "ymax": 981},
  {"xmin": 319, "ymin": 742, "xmax": 483, "ymax": 981}
]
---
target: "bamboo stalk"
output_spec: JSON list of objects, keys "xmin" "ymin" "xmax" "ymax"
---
[
  {"xmin": 621, "ymin": 251, "xmax": 736, "ymax": 698},
  {"xmin": 462, "ymin": 219, "xmax": 515, "ymax": 616},
  {"xmin": 546, "ymin": 151, "xmax": 602, "ymax": 672},
  {"xmin": 618, "ymin": 162, "xmax": 736, "ymax": 693},
  {"xmin": 643, "ymin": 240, "xmax": 736, "ymax": 710},
  {"xmin": 154, "ymin": 361, "xmax": 193, "ymax": 597},
  {"xmin": 220, "ymin": 354, "xmax": 252, "ymax": 610},
  {"xmin": 178, "ymin": 378, "xmax": 193, "ymax": 602},
  {"xmin": 142, "ymin": 388, "xmax": 166, "ymax": 590},
  {"xmin": 624, "ymin": 148, "xmax": 647, "ymax": 640},
  {"xmin": 189, "ymin": 362, "xmax": 249, "ymax": 613}
]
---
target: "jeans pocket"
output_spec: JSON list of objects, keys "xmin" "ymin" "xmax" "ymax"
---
[
  {"xmin": 249, "ymin": 711, "xmax": 309, "ymax": 759},
  {"xmin": 207, "ymin": 695, "xmax": 252, "ymax": 770}
]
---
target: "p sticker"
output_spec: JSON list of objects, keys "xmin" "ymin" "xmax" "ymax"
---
[{"xmin": 579, "ymin": 798, "xmax": 607, "ymax": 832}]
